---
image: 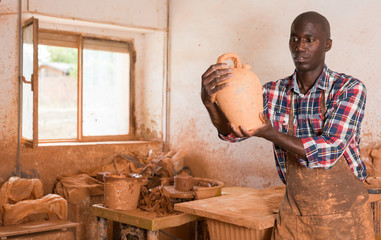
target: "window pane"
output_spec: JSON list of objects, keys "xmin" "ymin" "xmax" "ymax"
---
[
  {"xmin": 22, "ymin": 24, "xmax": 34, "ymax": 140},
  {"xmin": 82, "ymin": 47, "xmax": 130, "ymax": 136},
  {"xmin": 38, "ymin": 45, "xmax": 78, "ymax": 139}
]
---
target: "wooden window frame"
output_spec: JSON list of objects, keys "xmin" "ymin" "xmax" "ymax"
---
[{"xmin": 21, "ymin": 17, "xmax": 136, "ymax": 146}]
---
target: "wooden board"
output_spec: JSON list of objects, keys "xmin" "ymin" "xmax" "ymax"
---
[
  {"xmin": 91, "ymin": 204, "xmax": 199, "ymax": 231},
  {"xmin": 0, "ymin": 220, "xmax": 78, "ymax": 238},
  {"xmin": 174, "ymin": 186, "xmax": 285, "ymax": 230}
]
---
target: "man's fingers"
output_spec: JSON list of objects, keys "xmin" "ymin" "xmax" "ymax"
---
[
  {"xmin": 209, "ymin": 82, "xmax": 229, "ymax": 95},
  {"xmin": 203, "ymin": 68, "xmax": 232, "ymax": 86},
  {"xmin": 239, "ymin": 126, "xmax": 255, "ymax": 137},
  {"xmin": 202, "ymin": 63, "xmax": 229, "ymax": 79},
  {"xmin": 259, "ymin": 112, "xmax": 266, "ymax": 123},
  {"xmin": 229, "ymin": 123, "xmax": 244, "ymax": 138}
]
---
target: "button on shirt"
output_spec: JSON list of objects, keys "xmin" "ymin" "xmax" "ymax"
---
[{"xmin": 219, "ymin": 66, "xmax": 367, "ymax": 184}]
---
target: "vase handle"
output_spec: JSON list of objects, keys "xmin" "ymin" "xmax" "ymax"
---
[{"xmin": 216, "ymin": 52, "xmax": 242, "ymax": 69}]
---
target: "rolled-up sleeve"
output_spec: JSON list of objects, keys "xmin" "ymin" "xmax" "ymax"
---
[
  {"xmin": 299, "ymin": 80, "xmax": 366, "ymax": 169},
  {"xmin": 218, "ymin": 132, "xmax": 246, "ymax": 142}
]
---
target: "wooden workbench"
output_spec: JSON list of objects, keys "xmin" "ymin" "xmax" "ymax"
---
[
  {"xmin": 92, "ymin": 204, "xmax": 200, "ymax": 240},
  {"xmin": 175, "ymin": 186, "xmax": 381, "ymax": 240},
  {"xmin": 0, "ymin": 220, "xmax": 78, "ymax": 240},
  {"xmin": 175, "ymin": 186, "xmax": 285, "ymax": 230}
]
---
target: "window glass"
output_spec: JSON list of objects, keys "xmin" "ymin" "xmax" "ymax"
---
[
  {"xmin": 82, "ymin": 40, "xmax": 130, "ymax": 136},
  {"xmin": 22, "ymin": 24, "xmax": 34, "ymax": 140},
  {"xmin": 38, "ymin": 45, "xmax": 78, "ymax": 139},
  {"xmin": 23, "ymin": 27, "xmax": 134, "ymax": 144}
]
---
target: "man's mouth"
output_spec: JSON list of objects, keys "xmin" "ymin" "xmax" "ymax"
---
[{"xmin": 294, "ymin": 56, "xmax": 309, "ymax": 63}]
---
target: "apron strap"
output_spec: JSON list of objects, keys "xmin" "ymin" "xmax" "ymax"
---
[{"xmin": 288, "ymin": 89, "xmax": 326, "ymax": 136}]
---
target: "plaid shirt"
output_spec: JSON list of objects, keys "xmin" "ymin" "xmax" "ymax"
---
[{"xmin": 219, "ymin": 66, "xmax": 367, "ymax": 184}]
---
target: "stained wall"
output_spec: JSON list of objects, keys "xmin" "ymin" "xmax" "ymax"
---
[
  {"xmin": 1, "ymin": 0, "xmax": 381, "ymax": 197},
  {"xmin": 0, "ymin": 0, "xmax": 168, "ymax": 194},
  {"xmin": 168, "ymin": 0, "xmax": 381, "ymax": 188}
]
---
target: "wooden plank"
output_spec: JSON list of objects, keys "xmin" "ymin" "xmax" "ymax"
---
[
  {"xmin": 91, "ymin": 204, "xmax": 199, "ymax": 231},
  {"xmin": 174, "ymin": 186, "xmax": 285, "ymax": 230},
  {"xmin": 0, "ymin": 220, "xmax": 78, "ymax": 238}
]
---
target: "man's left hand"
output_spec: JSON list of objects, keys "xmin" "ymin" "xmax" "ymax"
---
[{"xmin": 229, "ymin": 113, "xmax": 273, "ymax": 138}]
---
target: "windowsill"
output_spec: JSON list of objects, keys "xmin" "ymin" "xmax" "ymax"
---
[{"xmin": 38, "ymin": 140, "xmax": 162, "ymax": 147}]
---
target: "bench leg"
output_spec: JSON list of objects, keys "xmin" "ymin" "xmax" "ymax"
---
[
  {"xmin": 120, "ymin": 223, "xmax": 145, "ymax": 240},
  {"xmin": 147, "ymin": 230, "xmax": 158, "ymax": 240},
  {"xmin": 97, "ymin": 216, "xmax": 108, "ymax": 240}
]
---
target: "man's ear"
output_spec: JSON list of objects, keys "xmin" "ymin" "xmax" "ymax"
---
[{"xmin": 325, "ymin": 39, "xmax": 332, "ymax": 52}]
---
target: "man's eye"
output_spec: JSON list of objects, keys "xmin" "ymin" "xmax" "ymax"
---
[
  {"xmin": 290, "ymin": 37, "xmax": 298, "ymax": 42},
  {"xmin": 306, "ymin": 38, "xmax": 314, "ymax": 43}
]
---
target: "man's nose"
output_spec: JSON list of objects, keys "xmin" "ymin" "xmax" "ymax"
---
[{"xmin": 295, "ymin": 40, "xmax": 306, "ymax": 51}]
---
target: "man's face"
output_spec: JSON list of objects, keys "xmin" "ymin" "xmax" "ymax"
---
[{"xmin": 289, "ymin": 21, "xmax": 331, "ymax": 73}]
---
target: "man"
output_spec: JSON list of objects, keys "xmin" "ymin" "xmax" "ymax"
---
[{"xmin": 201, "ymin": 11, "xmax": 374, "ymax": 239}]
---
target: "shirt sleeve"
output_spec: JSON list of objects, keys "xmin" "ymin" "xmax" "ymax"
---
[
  {"xmin": 218, "ymin": 132, "xmax": 246, "ymax": 142},
  {"xmin": 262, "ymin": 84, "xmax": 269, "ymax": 118},
  {"xmin": 299, "ymin": 80, "xmax": 366, "ymax": 169}
]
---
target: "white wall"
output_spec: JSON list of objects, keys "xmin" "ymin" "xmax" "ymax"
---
[
  {"xmin": 0, "ymin": 0, "xmax": 168, "ymax": 192},
  {"xmin": 168, "ymin": 0, "xmax": 381, "ymax": 188},
  {"xmin": 28, "ymin": 0, "xmax": 167, "ymax": 30}
]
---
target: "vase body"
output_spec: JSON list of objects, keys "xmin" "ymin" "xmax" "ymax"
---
[{"xmin": 215, "ymin": 52, "xmax": 263, "ymax": 131}]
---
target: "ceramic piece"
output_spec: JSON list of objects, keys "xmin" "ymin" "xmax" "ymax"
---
[{"xmin": 215, "ymin": 52, "xmax": 263, "ymax": 131}]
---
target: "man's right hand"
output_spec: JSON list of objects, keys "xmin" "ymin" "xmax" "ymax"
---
[
  {"xmin": 201, "ymin": 63, "xmax": 232, "ymax": 106},
  {"xmin": 200, "ymin": 63, "xmax": 233, "ymax": 135}
]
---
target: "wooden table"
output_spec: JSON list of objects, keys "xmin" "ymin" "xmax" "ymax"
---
[
  {"xmin": 174, "ymin": 186, "xmax": 286, "ymax": 240},
  {"xmin": 0, "ymin": 220, "xmax": 78, "ymax": 240},
  {"xmin": 91, "ymin": 204, "xmax": 199, "ymax": 240}
]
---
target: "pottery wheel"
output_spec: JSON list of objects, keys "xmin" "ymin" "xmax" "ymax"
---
[{"xmin": 163, "ymin": 185, "xmax": 194, "ymax": 199}]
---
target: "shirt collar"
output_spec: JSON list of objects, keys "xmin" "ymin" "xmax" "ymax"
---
[{"xmin": 287, "ymin": 65, "xmax": 330, "ymax": 93}]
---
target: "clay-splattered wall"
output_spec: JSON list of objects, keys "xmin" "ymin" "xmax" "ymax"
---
[
  {"xmin": 0, "ymin": 0, "xmax": 168, "ymax": 194},
  {"xmin": 168, "ymin": 0, "xmax": 381, "ymax": 188},
  {"xmin": 2, "ymin": 0, "xmax": 381, "ymax": 195}
]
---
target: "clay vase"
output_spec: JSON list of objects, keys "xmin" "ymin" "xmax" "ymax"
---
[
  {"xmin": 215, "ymin": 52, "xmax": 263, "ymax": 131},
  {"xmin": 104, "ymin": 173, "xmax": 142, "ymax": 210}
]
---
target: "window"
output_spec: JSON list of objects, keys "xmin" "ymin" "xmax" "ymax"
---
[{"xmin": 21, "ymin": 18, "xmax": 136, "ymax": 146}]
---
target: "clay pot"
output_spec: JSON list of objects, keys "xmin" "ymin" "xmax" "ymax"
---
[
  {"xmin": 215, "ymin": 52, "xmax": 263, "ymax": 131},
  {"xmin": 174, "ymin": 175, "xmax": 193, "ymax": 191},
  {"xmin": 104, "ymin": 173, "xmax": 142, "ymax": 210}
]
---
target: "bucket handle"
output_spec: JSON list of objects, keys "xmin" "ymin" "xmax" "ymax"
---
[{"xmin": 217, "ymin": 52, "xmax": 242, "ymax": 69}]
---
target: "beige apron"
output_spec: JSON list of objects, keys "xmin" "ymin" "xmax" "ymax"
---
[{"xmin": 272, "ymin": 92, "xmax": 375, "ymax": 240}]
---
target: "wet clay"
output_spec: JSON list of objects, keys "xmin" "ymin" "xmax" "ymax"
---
[
  {"xmin": 3, "ymin": 194, "xmax": 67, "ymax": 225},
  {"xmin": 139, "ymin": 185, "xmax": 174, "ymax": 216},
  {"xmin": 162, "ymin": 177, "xmax": 224, "ymax": 200},
  {"xmin": 174, "ymin": 174, "xmax": 193, "ymax": 191},
  {"xmin": 215, "ymin": 52, "xmax": 263, "ymax": 131},
  {"xmin": 104, "ymin": 173, "xmax": 142, "ymax": 210},
  {"xmin": 372, "ymin": 146, "xmax": 381, "ymax": 177}
]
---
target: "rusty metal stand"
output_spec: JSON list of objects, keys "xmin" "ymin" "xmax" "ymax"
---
[
  {"xmin": 147, "ymin": 230, "xmax": 159, "ymax": 240},
  {"xmin": 120, "ymin": 223, "xmax": 146, "ymax": 240},
  {"xmin": 96, "ymin": 216, "xmax": 107, "ymax": 240}
]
